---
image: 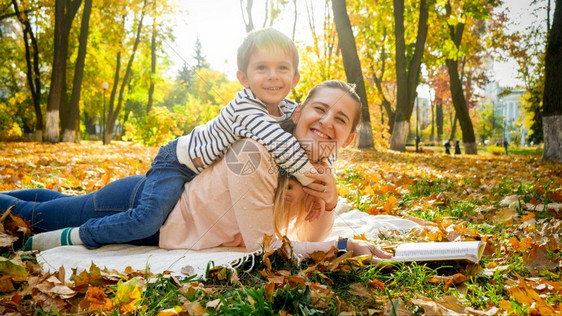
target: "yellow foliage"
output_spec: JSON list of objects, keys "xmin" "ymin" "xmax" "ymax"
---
[
  {"xmin": 505, "ymin": 278, "xmax": 558, "ymax": 315},
  {"xmin": 157, "ymin": 306, "xmax": 186, "ymax": 316},
  {"xmin": 487, "ymin": 145, "xmax": 504, "ymax": 156},
  {"xmin": 123, "ymin": 106, "xmax": 187, "ymax": 146},
  {"xmin": 177, "ymin": 95, "xmax": 221, "ymax": 133},
  {"xmin": 114, "ymin": 277, "xmax": 143, "ymax": 313},
  {"xmin": 383, "ymin": 195, "xmax": 397, "ymax": 214},
  {"xmin": 0, "ymin": 257, "xmax": 29, "ymax": 282},
  {"xmin": 80, "ymin": 286, "xmax": 114, "ymax": 313},
  {"xmin": 0, "ymin": 92, "xmax": 27, "ymax": 140}
]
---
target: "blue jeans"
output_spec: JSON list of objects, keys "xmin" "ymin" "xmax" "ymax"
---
[{"xmin": 1, "ymin": 139, "xmax": 195, "ymax": 248}]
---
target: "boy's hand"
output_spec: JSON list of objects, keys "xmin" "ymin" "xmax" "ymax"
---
[
  {"xmin": 303, "ymin": 162, "xmax": 338, "ymax": 213},
  {"xmin": 193, "ymin": 157, "xmax": 204, "ymax": 168}
]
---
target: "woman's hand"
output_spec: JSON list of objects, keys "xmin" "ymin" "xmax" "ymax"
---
[
  {"xmin": 303, "ymin": 162, "xmax": 338, "ymax": 221},
  {"xmin": 348, "ymin": 239, "xmax": 393, "ymax": 263}
]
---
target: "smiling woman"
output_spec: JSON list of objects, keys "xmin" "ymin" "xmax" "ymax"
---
[{"xmin": 291, "ymin": 82, "xmax": 361, "ymax": 162}]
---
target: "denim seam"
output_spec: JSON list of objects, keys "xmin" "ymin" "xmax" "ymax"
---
[{"xmin": 129, "ymin": 176, "xmax": 146, "ymax": 208}]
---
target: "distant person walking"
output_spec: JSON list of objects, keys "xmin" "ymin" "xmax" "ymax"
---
[
  {"xmin": 444, "ymin": 141, "xmax": 451, "ymax": 154},
  {"xmin": 454, "ymin": 140, "xmax": 461, "ymax": 155},
  {"xmin": 503, "ymin": 138, "xmax": 509, "ymax": 155}
]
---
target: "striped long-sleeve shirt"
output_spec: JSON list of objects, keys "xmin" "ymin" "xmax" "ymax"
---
[{"xmin": 176, "ymin": 88, "xmax": 316, "ymax": 186}]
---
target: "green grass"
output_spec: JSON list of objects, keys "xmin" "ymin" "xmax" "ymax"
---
[
  {"xmin": 508, "ymin": 146, "xmax": 543, "ymax": 156},
  {"xmin": 479, "ymin": 145, "xmax": 543, "ymax": 156},
  {"xmin": 419, "ymin": 144, "xmax": 543, "ymax": 156},
  {"xmin": 110, "ymin": 250, "xmax": 489, "ymax": 315},
  {"xmin": 465, "ymin": 274, "xmax": 507, "ymax": 309}
]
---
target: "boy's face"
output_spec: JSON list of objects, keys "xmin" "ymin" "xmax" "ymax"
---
[{"xmin": 237, "ymin": 48, "xmax": 300, "ymax": 111}]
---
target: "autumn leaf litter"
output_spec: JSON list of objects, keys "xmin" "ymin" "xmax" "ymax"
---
[{"xmin": 0, "ymin": 141, "xmax": 560, "ymax": 315}]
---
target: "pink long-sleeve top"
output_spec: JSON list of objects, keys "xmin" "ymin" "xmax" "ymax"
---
[{"xmin": 159, "ymin": 139, "xmax": 278, "ymax": 252}]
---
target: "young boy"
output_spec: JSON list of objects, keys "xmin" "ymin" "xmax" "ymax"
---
[{"xmin": 25, "ymin": 28, "xmax": 321, "ymax": 251}]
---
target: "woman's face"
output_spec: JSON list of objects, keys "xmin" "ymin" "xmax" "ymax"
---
[{"xmin": 292, "ymin": 87, "xmax": 357, "ymax": 161}]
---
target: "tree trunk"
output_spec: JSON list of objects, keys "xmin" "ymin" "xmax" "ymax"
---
[
  {"xmin": 104, "ymin": 52, "xmax": 120, "ymax": 144},
  {"xmin": 30, "ymin": 23, "xmax": 43, "ymax": 142},
  {"xmin": 147, "ymin": 15, "xmax": 156, "ymax": 113},
  {"xmin": 45, "ymin": 0, "xmax": 67, "ymax": 143},
  {"xmin": 436, "ymin": 103, "xmax": 443, "ymax": 142},
  {"xmin": 332, "ymin": 0, "xmax": 374, "ymax": 149},
  {"xmin": 446, "ymin": 60, "xmax": 476, "ymax": 153},
  {"xmin": 240, "ymin": 0, "xmax": 254, "ymax": 32},
  {"xmin": 84, "ymin": 111, "xmax": 96, "ymax": 136},
  {"xmin": 430, "ymin": 99, "xmax": 435, "ymax": 142},
  {"xmin": 62, "ymin": 0, "xmax": 92, "ymax": 143},
  {"xmin": 104, "ymin": 0, "xmax": 147, "ymax": 144},
  {"xmin": 390, "ymin": 120, "xmax": 410, "ymax": 151},
  {"xmin": 444, "ymin": 2, "xmax": 477, "ymax": 154},
  {"xmin": 291, "ymin": 0, "xmax": 297, "ymax": 40},
  {"xmin": 263, "ymin": 0, "xmax": 271, "ymax": 28},
  {"xmin": 450, "ymin": 113, "xmax": 457, "ymax": 140},
  {"xmin": 45, "ymin": 0, "xmax": 81, "ymax": 143},
  {"xmin": 389, "ymin": 0, "xmax": 429, "ymax": 152},
  {"xmin": 542, "ymin": 0, "xmax": 562, "ymax": 162},
  {"xmin": 12, "ymin": 0, "xmax": 43, "ymax": 141},
  {"xmin": 371, "ymin": 28, "xmax": 395, "ymax": 136},
  {"xmin": 381, "ymin": 99, "xmax": 395, "ymax": 135}
]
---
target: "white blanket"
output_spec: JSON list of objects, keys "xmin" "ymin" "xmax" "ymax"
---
[{"xmin": 38, "ymin": 202, "xmax": 419, "ymax": 279}]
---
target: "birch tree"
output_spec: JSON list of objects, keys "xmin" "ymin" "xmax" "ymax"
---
[{"xmin": 542, "ymin": 0, "xmax": 562, "ymax": 162}]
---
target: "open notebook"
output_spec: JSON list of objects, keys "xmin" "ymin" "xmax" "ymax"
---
[{"xmin": 390, "ymin": 241, "xmax": 486, "ymax": 263}]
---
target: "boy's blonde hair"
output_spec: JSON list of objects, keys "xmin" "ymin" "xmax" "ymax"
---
[{"xmin": 237, "ymin": 28, "xmax": 299, "ymax": 74}]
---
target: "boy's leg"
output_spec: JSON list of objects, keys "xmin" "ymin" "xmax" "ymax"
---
[
  {"xmin": 23, "ymin": 175, "xmax": 147, "ymax": 250},
  {"xmin": 24, "ymin": 227, "xmax": 82, "ymax": 251},
  {"xmin": 2, "ymin": 189, "xmax": 68, "ymax": 202},
  {"xmin": 4, "ymin": 176, "xmax": 144, "ymax": 233},
  {"xmin": 2, "ymin": 189, "xmax": 91, "ymax": 251},
  {"xmin": 78, "ymin": 139, "xmax": 195, "ymax": 247},
  {"xmin": 0, "ymin": 192, "xmax": 87, "ymax": 232}
]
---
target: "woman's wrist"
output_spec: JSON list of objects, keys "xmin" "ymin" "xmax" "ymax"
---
[{"xmin": 325, "ymin": 196, "xmax": 338, "ymax": 212}]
